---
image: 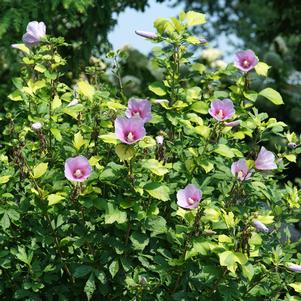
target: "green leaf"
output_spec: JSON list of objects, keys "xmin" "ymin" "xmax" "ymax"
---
[
  {"xmin": 259, "ymin": 87, "xmax": 283, "ymax": 105},
  {"xmin": 74, "ymin": 265, "xmax": 93, "ymax": 278},
  {"xmin": 115, "ymin": 144, "xmax": 135, "ymax": 161},
  {"xmin": 84, "ymin": 273, "xmax": 96, "ymax": 301},
  {"xmin": 144, "ymin": 182, "xmax": 170, "ymax": 201},
  {"xmin": 219, "ymin": 251, "xmax": 239, "ymax": 273},
  {"xmin": 199, "ymin": 160, "xmax": 214, "ymax": 173},
  {"xmin": 8, "ymin": 90, "xmax": 22, "ymax": 101},
  {"xmin": 284, "ymin": 154, "xmax": 296, "ymax": 162},
  {"xmin": 242, "ymin": 264, "xmax": 254, "ymax": 281},
  {"xmin": 186, "ymin": 36, "xmax": 201, "ymax": 44},
  {"xmin": 148, "ymin": 81, "xmax": 167, "ymax": 96},
  {"xmin": 73, "ymin": 132, "xmax": 86, "ymax": 150},
  {"xmin": 186, "ymin": 239, "xmax": 212, "ymax": 259},
  {"xmin": 289, "ymin": 282, "xmax": 301, "ymax": 293},
  {"xmin": 255, "ymin": 62, "xmax": 270, "ymax": 77},
  {"xmin": 190, "ymin": 102, "xmax": 208, "ymax": 114},
  {"xmin": 154, "ymin": 18, "xmax": 175, "ymax": 34},
  {"xmin": 52, "ymin": 95, "xmax": 62, "ymax": 110},
  {"xmin": 104, "ymin": 203, "xmax": 127, "ymax": 224},
  {"xmin": 33, "ymin": 163, "xmax": 48, "ymax": 179},
  {"xmin": 50, "ymin": 128, "xmax": 62, "ymax": 141},
  {"xmin": 214, "ymin": 144, "xmax": 235, "ymax": 158},
  {"xmin": 48, "ymin": 194, "xmax": 65, "ymax": 206},
  {"xmin": 1, "ymin": 212, "xmax": 10, "ymax": 230},
  {"xmin": 77, "ymin": 80, "xmax": 95, "ymax": 100},
  {"xmin": 109, "ymin": 260, "xmax": 119, "ymax": 278},
  {"xmin": 15, "ymin": 246, "xmax": 33, "ymax": 266},
  {"xmin": 130, "ymin": 232, "xmax": 149, "ymax": 251},
  {"xmin": 141, "ymin": 159, "xmax": 169, "ymax": 176},
  {"xmin": 0, "ymin": 175, "xmax": 11, "ymax": 184},
  {"xmin": 62, "ymin": 104, "xmax": 83, "ymax": 119},
  {"xmin": 185, "ymin": 11, "xmax": 206, "ymax": 27}
]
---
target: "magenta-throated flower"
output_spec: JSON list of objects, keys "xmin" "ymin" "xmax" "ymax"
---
[
  {"xmin": 64, "ymin": 155, "xmax": 92, "ymax": 182},
  {"xmin": 231, "ymin": 159, "xmax": 252, "ymax": 181},
  {"xmin": 125, "ymin": 99, "xmax": 152, "ymax": 123},
  {"xmin": 234, "ymin": 50, "xmax": 258, "ymax": 72},
  {"xmin": 135, "ymin": 30, "xmax": 157, "ymax": 39},
  {"xmin": 115, "ymin": 117, "xmax": 146, "ymax": 144},
  {"xmin": 22, "ymin": 21, "xmax": 46, "ymax": 46},
  {"xmin": 287, "ymin": 263, "xmax": 301, "ymax": 273},
  {"xmin": 255, "ymin": 146, "xmax": 277, "ymax": 170},
  {"xmin": 225, "ymin": 120, "xmax": 241, "ymax": 127},
  {"xmin": 252, "ymin": 220, "xmax": 269, "ymax": 233},
  {"xmin": 177, "ymin": 184, "xmax": 202, "ymax": 209},
  {"xmin": 209, "ymin": 99, "xmax": 235, "ymax": 121}
]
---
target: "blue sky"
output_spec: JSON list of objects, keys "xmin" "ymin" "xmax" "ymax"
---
[{"xmin": 108, "ymin": 0, "xmax": 238, "ymax": 62}]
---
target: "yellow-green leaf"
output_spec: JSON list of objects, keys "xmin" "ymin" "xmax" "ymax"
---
[
  {"xmin": 99, "ymin": 133, "xmax": 118, "ymax": 144},
  {"xmin": 185, "ymin": 11, "xmax": 206, "ymax": 27},
  {"xmin": 8, "ymin": 90, "xmax": 22, "ymax": 101},
  {"xmin": 0, "ymin": 175, "xmax": 11, "ymax": 184},
  {"xmin": 48, "ymin": 194, "xmax": 65, "ymax": 206},
  {"xmin": 33, "ymin": 163, "xmax": 48, "ymax": 179},
  {"xmin": 52, "ymin": 95, "xmax": 62, "ymax": 110},
  {"xmin": 115, "ymin": 144, "xmax": 135, "ymax": 161},
  {"xmin": 73, "ymin": 132, "xmax": 86, "ymax": 150},
  {"xmin": 259, "ymin": 87, "xmax": 283, "ymax": 105},
  {"xmin": 141, "ymin": 159, "xmax": 169, "ymax": 176},
  {"xmin": 77, "ymin": 80, "xmax": 95, "ymax": 100},
  {"xmin": 284, "ymin": 154, "xmax": 296, "ymax": 162},
  {"xmin": 50, "ymin": 128, "xmax": 62, "ymax": 141},
  {"xmin": 255, "ymin": 62, "xmax": 270, "ymax": 77},
  {"xmin": 148, "ymin": 81, "xmax": 167, "ymax": 96},
  {"xmin": 289, "ymin": 282, "xmax": 301, "ymax": 293}
]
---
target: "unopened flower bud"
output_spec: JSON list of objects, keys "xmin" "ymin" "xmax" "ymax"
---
[
  {"xmin": 252, "ymin": 220, "xmax": 269, "ymax": 233},
  {"xmin": 139, "ymin": 276, "xmax": 147, "ymax": 285},
  {"xmin": 135, "ymin": 30, "xmax": 157, "ymax": 40},
  {"xmin": 287, "ymin": 263, "xmax": 301, "ymax": 273},
  {"xmin": 288, "ymin": 142, "xmax": 297, "ymax": 149},
  {"xmin": 68, "ymin": 98, "xmax": 79, "ymax": 107},
  {"xmin": 199, "ymin": 38, "xmax": 207, "ymax": 44},
  {"xmin": 155, "ymin": 135, "xmax": 164, "ymax": 145},
  {"xmin": 154, "ymin": 99, "xmax": 169, "ymax": 104},
  {"xmin": 31, "ymin": 122, "xmax": 42, "ymax": 131},
  {"xmin": 225, "ymin": 120, "xmax": 241, "ymax": 127}
]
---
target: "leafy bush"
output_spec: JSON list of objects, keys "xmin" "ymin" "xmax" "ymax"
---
[{"xmin": 1, "ymin": 11, "xmax": 301, "ymax": 301}]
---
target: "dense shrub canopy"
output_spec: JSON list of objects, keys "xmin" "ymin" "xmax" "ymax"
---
[{"xmin": 1, "ymin": 10, "xmax": 301, "ymax": 301}]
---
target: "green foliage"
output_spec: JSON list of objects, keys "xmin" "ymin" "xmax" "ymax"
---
[{"xmin": 1, "ymin": 10, "xmax": 301, "ymax": 301}]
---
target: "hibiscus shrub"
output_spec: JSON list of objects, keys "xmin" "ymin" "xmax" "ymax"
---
[{"xmin": 1, "ymin": 11, "xmax": 301, "ymax": 301}]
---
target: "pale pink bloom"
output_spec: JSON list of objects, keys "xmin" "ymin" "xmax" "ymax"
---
[
  {"xmin": 255, "ymin": 146, "xmax": 277, "ymax": 170},
  {"xmin": 135, "ymin": 30, "xmax": 157, "ymax": 39},
  {"xmin": 234, "ymin": 50, "xmax": 258, "ymax": 72},
  {"xmin": 22, "ymin": 21, "xmax": 46, "ymax": 46},
  {"xmin": 225, "ymin": 120, "xmax": 241, "ymax": 127},
  {"xmin": 287, "ymin": 263, "xmax": 301, "ymax": 273},
  {"xmin": 177, "ymin": 184, "xmax": 202, "ymax": 209},
  {"xmin": 231, "ymin": 159, "xmax": 252, "ymax": 181},
  {"xmin": 31, "ymin": 122, "xmax": 43, "ymax": 131},
  {"xmin": 67, "ymin": 98, "xmax": 79, "ymax": 107},
  {"xmin": 115, "ymin": 117, "xmax": 146, "ymax": 145},
  {"xmin": 125, "ymin": 99, "xmax": 152, "ymax": 123},
  {"xmin": 209, "ymin": 99, "xmax": 235, "ymax": 121},
  {"xmin": 252, "ymin": 220, "xmax": 269, "ymax": 233},
  {"xmin": 155, "ymin": 135, "xmax": 164, "ymax": 145},
  {"xmin": 64, "ymin": 155, "xmax": 92, "ymax": 182}
]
